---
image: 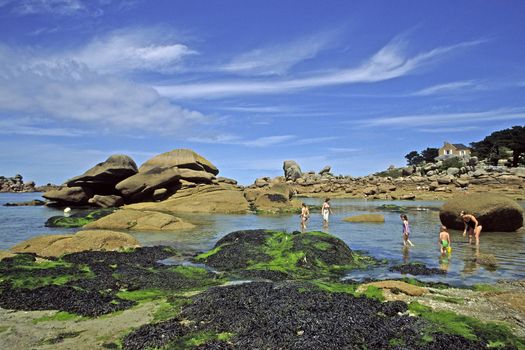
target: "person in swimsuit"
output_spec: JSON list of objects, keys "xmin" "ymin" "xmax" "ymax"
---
[
  {"xmin": 321, "ymin": 198, "xmax": 332, "ymax": 226},
  {"xmin": 439, "ymin": 225, "xmax": 451, "ymax": 254},
  {"xmin": 300, "ymin": 203, "xmax": 310, "ymax": 230},
  {"xmin": 400, "ymin": 214, "xmax": 414, "ymax": 247},
  {"xmin": 460, "ymin": 211, "xmax": 482, "ymax": 245}
]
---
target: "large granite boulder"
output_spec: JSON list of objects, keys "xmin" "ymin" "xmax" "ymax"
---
[
  {"xmin": 88, "ymin": 194, "xmax": 124, "ymax": 208},
  {"xmin": 43, "ymin": 186, "xmax": 93, "ymax": 205},
  {"xmin": 126, "ymin": 184, "xmax": 250, "ymax": 214},
  {"xmin": 65, "ymin": 155, "xmax": 138, "ymax": 193},
  {"xmin": 253, "ymin": 193, "xmax": 302, "ymax": 214},
  {"xmin": 178, "ymin": 168, "xmax": 215, "ymax": 184},
  {"xmin": 84, "ymin": 209, "xmax": 195, "ymax": 231},
  {"xmin": 139, "ymin": 149, "xmax": 218, "ymax": 175},
  {"xmin": 439, "ymin": 193, "xmax": 524, "ymax": 232},
  {"xmin": 10, "ymin": 230, "xmax": 139, "ymax": 257},
  {"xmin": 283, "ymin": 160, "xmax": 302, "ymax": 181},
  {"xmin": 115, "ymin": 167, "xmax": 181, "ymax": 199}
]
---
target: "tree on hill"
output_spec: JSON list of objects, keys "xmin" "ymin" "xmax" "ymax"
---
[
  {"xmin": 471, "ymin": 126, "xmax": 525, "ymax": 167},
  {"xmin": 405, "ymin": 151, "xmax": 424, "ymax": 166},
  {"xmin": 421, "ymin": 147, "xmax": 439, "ymax": 163}
]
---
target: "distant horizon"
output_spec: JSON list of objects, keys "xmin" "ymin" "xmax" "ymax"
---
[{"xmin": 1, "ymin": 1, "xmax": 524, "ymax": 186}]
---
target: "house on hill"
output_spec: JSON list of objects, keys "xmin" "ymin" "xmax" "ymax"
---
[{"xmin": 438, "ymin": 142, "xmax": 471, "ymax": 157}]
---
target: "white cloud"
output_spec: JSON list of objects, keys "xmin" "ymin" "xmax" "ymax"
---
[
  {"xmin": 412, "ymin": 81, "xmax": 478, "ymax": 96},
  {"xmin": 0, "ymin": 44, "xmax": 209, "ymax": 136},
  {"xmin": 356, "ymin": 108, "xmax": 525, "ymax": 128},
  {"xmin": 155, "ymin": 38, "xmax": 485, "ymax": 99},
  {"xmin": 68, "ymin": 28, "xmax": 197, "ymax": 74},
  {"xmin": 0, "ymin": 0, "xmax": 85, "ymax": 15},
  {"xmin": 219, "ymin": 31, "xmax": 337, "ymax": 76}
]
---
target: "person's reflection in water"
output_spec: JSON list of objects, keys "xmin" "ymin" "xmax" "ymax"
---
[
  {"xmin": 439, "ymin": 254, "xmax": 450, "ymax": 272},
  {"xmin": 403, "ymin": 246, "xmax": 410, "ymax": 264},
  {"xmin": 462, "ymin": 244, "xmax": 480, "ymax": 274}
]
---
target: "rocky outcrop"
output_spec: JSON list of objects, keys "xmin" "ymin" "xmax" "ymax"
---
[
  {"xmin": 88, "ymin": 194, "xmax": 124, "ymax": 208},
  {"xmin": 42, "ymin": 186, "xmax": 93, "ymax": 205},
  {"xmin": 84, "ymin": 209, "xmax": 195, "ymax": 231},
  {"xmin": 439, "ymin": 193, "xmax": 524, "ymax": 232},
  {"xmin": 283, "ymin": 160, "xmax": 302, "ymax": 181},
  {"xmin": 115, "ymin": 167, "xmax": 182, "ymax": 199},
  {"xmin": 343, "ymin": 214, "xmax": 385, "ymax": 223},
  {"xmin": 0, "ymin": 174, "xmax": 37, "ymax": 192},
  {"xmin": 126, "ymin": 184, "xmax": 250, "ymax": 214},
  {"xmin": 3, "ymin": 199, "xmax": 46, "ymax": 206},
  {"xmin": 65, "ymin": 155, "xmax": 138, "ymax": 193},
  {"xmin": 357, "ymin": 280, "xmax": 427, "ymax": 296},
  {"xmin": 139, "ymin": 149, "xmax": 218, "ymax": 175},
  {"xmin": 42, "ymin": 149, "xmax": 222, "ymax": 208},
  {"xmin": 10, "ymin": 230, "xmax": 139, "ymax": 257}
]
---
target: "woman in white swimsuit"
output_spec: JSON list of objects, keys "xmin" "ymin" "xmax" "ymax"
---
[{"xmin": 321, "ymin": 198, "xmax": 332, "ymax": 226}]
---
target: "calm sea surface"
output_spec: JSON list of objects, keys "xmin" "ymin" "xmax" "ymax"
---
[{"xmin": 1, "ymin": 192, "xmax": 524, "ymax": 287}]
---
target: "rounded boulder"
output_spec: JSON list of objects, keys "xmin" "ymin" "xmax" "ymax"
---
[{"xmin": 439, "ymin": 193, "xmax": 524, "ymax": 232}]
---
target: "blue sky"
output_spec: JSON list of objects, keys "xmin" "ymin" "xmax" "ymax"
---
[{"xmin": 0, "ymin": 0, "xmax": 524, "ymax": 185}]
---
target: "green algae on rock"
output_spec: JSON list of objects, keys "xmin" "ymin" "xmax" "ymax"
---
[
  {"xmin": 45, "ymin": 208, "xmax": 115, "ymax": 228},
  {"xmin": 193, "ymin": 229, "xmax": 380, "ymax": 280},
  {"xmin": 0, "ymin": 247, "xmax": 224, "ymax": 317}
]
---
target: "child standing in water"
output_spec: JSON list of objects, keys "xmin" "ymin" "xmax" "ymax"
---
[
  {"xmin": 321, "ymin": 198, "xmax": 332, "ymax": 226},
  {"xmin": 439, "ymin": 225, "xmax": 451, "ymax": 254},
  {"xmin": 400, "ymin": 214, "xmax": 414, "ymax": 247},
  {"xmin": 300, "ymin": 203, "xmax": 310, "ymax": 230}
]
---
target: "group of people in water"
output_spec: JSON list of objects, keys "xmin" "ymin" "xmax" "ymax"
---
[
  {"xmin": 300, "ymin": 198, "xmax": 332, "ymax": 230},
  {"xmin": 300, "ymin": 199, "xmax": 484, "ymax": 254},
  {"xmin": 402, "ymin": 210, "xmax": 483, "ymax": 254}
]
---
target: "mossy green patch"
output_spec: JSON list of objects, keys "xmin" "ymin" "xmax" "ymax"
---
[
  {"xmin": 117, "ymin": 289, "xmax": 167, "ymax": 302},
  {"xmin": 432, "ymin": 295, "xmax": 464, "ymax": 304},
  {"xmin": 0, "ymin": 255, "xmax": 95, "ymax": 289},
  {"xmin": 33, "ymin": 311, "xmax": 84, "ymax": 324},
  {"xmin": 0, "ymin": 326, "xmax": 10, "ymax": 333},
  {"xmin": 309, "ymin": 280, "xmax": 358, "ymax": 294},
  {"xmin": 358, "ymin": 285, "xmax": 384, "ymax": 301},
  {"xmin": 471, "ymin": 283, "xmax": 501, "ymax": 292},
  {"xmin": 409, "ymin": 302, "xmax": 525, "ymax": 349},
  {"xmin": 194, "ymin": 246, "xmax": 222, "ymax": 261}
]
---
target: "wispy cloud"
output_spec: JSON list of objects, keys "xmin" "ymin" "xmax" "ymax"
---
[
  {"xmin": 417, "ymin": 126, "xmax": 480, "ymax": 133},
  {"xmin": 0, "ymin": 0, "xmax": 137, "ymax": 17},
  {"xmin": 412, "ymin": 80, "xmax": 479, "ymax": 96},
  {"xmin": 69, "ymin": 27, "xmax": 197, "ymax": 74},
  {"xmin": 155, "ymin": 38, "xmax": 485, "ymax": 99},
  {"xmin": 218, "ymin": 31, "xmax": 338, "ymax": 76},
  {"xmin": 188, "ymin": 134, "xmax": 339, "ymax": 148},
  {"xmin": 356, "ymin": 108, "xmax": 525, "ymax": 128}
]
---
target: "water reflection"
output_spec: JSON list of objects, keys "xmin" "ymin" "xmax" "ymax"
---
[
  {"xmin": 402, "ymin": 246, "xmax": 410, "ymax": 264},
  {"xmin": 439, "ymin": 254, "xmax": 450, "ymax": 272}
]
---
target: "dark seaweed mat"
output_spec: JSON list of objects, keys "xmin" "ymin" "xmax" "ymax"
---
[
  {"xmin": 0, "ymin": 284, "xmax": 134, "ymax": 317},
  {"xmin": 0, "ymin": 246, "xmax": 217, "ymax": 317},
  {"xmin": 197, "ymin": 229, "xmax": 273, "ymax": 270},
  {"xmin": 123, "ymin": 282, "xmax": 492, "ymax": 350},
  {"xmin": 390, "ymin": 263, "xmax": 447, "ymax": 276}
]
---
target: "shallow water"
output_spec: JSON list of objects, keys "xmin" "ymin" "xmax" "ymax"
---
[{"xmin": 1, "ymin": 193, "xmax": 524, "ymax": 287}]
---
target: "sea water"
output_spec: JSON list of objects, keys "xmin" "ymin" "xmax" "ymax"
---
[{"xmin": 1, "ymin": 193, "xmax": 524, "ymax": 287}]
